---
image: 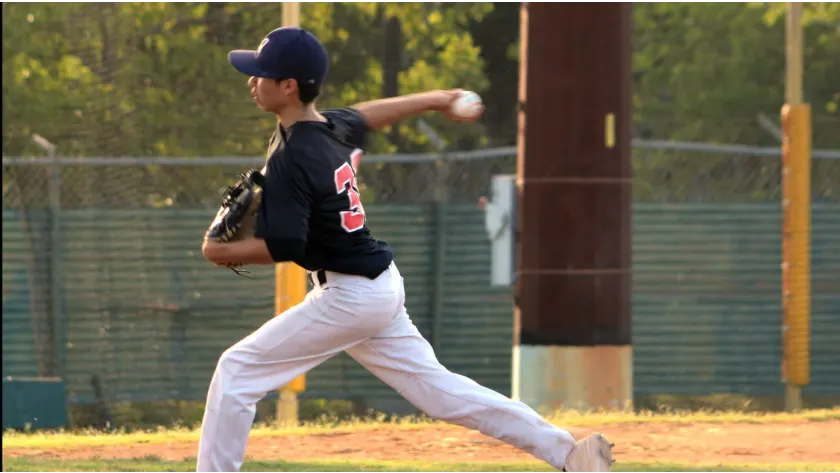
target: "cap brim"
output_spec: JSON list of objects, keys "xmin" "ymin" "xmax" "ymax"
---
[{"xmin": 228, "ymin": 50, "xmax": 275, "ymax": 78}]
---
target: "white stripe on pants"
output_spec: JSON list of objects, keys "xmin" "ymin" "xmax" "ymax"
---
[{"xmin": 196, "ymin": 262, "xmax": 575, "ymax": 471}]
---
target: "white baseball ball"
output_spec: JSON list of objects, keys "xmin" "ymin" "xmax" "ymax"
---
[{"xmin": 450, "ymin": 90, "xmax": 483, "ymax": 119}]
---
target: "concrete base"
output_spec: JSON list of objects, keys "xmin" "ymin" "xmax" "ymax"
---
[{"xmin": 512, "ymin": 345, "xmax": 632, "ymax": 413}]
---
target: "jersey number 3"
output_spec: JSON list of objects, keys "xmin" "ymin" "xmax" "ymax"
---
[{"xmin": 333, "ymin": 150, "xmax": 366, "ymax": 232}]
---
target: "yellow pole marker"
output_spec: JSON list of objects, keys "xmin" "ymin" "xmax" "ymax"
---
[
  {"xmin": 274, "ymin": 262, "xmax": 307, "ymax": 426},
  {"xmin": 781, "ymin": 103, "xmax": 811, "ymax": 410},
  {"xmin": 781, "ymin": 1, "xmax": 810, "ymax": 412},
  {"xmin": 605, "ymin": 113, "xmax": 615, "ymax": 149}
]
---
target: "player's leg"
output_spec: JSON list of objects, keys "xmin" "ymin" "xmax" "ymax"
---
[
  {"xmin": 196, "ymin": 284, "xmax": 398, "ymax": 472},
  {"xmin": 344, "ymin": 265, "xmax": 611, "ymax": 470},
  {"xmin": 346, "ymin": 313, "xmax": 575, "ymax": 469}
]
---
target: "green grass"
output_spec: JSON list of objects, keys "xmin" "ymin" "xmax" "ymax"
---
[
  {"xmin": 4, "ymin": 458, "xmax": 840, "ymax": 472},
  {"xmin": 62, "ymin": 395, "xmax": 840, "ymax": 432},
  {"xmin": 5, "ymin": 408, "xmax": 839, "ymax": 450}
]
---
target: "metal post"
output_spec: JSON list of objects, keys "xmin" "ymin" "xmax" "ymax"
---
[
  {"xmin": 32, "ymin": 134, "xmax": 63, "ymax": 378},
  {"xmin": 785, "ymin": 3, "xmax": 803, "ymax": 106},
  {"xmin": 417, "ymin": 118, "xmax": 449, "ymax": 353},
  {"xmin": 282, "ymin": 2, "xmax": 300, "ymax": 29},
  {"xmin": 431, "ymin": 155, "xmax": 449, "ymax": 353}
]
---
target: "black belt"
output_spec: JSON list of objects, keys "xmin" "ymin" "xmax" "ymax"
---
[{"xmin": 310, "ymin": 269, "xmax": 327, "ymax": 286}]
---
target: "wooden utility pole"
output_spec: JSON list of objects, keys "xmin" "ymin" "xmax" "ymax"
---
[{"xmin": 513, "ymin": 3, "xmax": 633, "ymax": 411}]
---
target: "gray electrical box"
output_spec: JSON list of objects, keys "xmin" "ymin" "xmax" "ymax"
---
[{"xmin": 482, "ymin": 174, "xmax": 517, "ymax": 287}]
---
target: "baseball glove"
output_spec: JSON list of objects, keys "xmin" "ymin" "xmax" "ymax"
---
[{"xmin": 204, "ymin": 168, "xmax": 265, "ymax": 277}]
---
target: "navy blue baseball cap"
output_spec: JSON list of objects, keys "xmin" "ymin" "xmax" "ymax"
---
[{"xmin": 228, "ymin": 27, "xmax": 328, "ymax": 88}]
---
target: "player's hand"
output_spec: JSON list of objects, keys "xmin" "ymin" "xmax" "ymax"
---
[{"xmin": 435, "ymin": 89, "xmax": 485, "ymax": 123}]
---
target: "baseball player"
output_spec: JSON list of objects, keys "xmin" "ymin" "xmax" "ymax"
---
[{"xmin": 197, "ymin": 26, "xmax": 614, "ymax": 472}]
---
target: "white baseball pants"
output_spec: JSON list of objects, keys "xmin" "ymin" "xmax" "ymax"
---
[{"xmin": 196, "ymin": 262, "xmax": 575, "ymax": 471}]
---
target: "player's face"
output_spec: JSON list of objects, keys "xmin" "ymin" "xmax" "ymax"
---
[{"xmin": 249, "ymin": 76, "xmax": 297, "ymax": 113}]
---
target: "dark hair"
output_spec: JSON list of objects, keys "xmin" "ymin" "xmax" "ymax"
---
[
  {"xmin": 275, "ymin": 78, "xmax": 320, "ymax": 104},
  {"xmin": 298, "ymin": 82, "xmax": 320, "ymax": 104}
]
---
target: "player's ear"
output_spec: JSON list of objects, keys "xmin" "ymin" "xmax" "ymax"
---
[
  {"xmin": 271, "ymin": 78, "xmax": 289, "ymax": 92},
  {"xmin": 282, "ymin": 78, "xmax": 299, "ymax": 97}
]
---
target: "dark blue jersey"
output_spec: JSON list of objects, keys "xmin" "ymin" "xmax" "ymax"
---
[{"xmin": 254, "ymin": 108, "xmax": 393, "ymax": 279}]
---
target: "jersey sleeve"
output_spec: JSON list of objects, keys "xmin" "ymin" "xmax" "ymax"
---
[
  {"xmin": 323, "ymin": 108, "xmax": 369, "ymax": 150},
  {"xmin": 254, "ymin": 151, "xmax": 312, "ymax": 262}
]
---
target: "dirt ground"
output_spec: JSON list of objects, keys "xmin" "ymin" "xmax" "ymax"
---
[{"xmin": 4, "ymin": 421, "xmax": 840, "ymax": 466}]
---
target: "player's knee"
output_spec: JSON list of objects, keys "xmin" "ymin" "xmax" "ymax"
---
[
  {"xmin": 214, "ymin": 347, "xmax": 252, "ymax": 395},
  {"xmin": 217, "ymin": 346, "xmax": 248, "ymax": 374},
  {"xmin": 213, "ymin": 347, "xmax": 269, "ymax": 406}
]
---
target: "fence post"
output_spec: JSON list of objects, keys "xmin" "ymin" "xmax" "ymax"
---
[
  {"xmin": 430, "ymin": 154, "xmax": 449, "ymax": 353},
  {"xmin": 47, "ymin": 154, "xmax": 64, "ymax": 378}
]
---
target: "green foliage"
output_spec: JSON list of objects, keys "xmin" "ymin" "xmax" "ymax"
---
[
  {"xmin": 632, "ymin": 3, "xmax": 840, "ymax": 147},
  {"xmin": 765, "ymin": 2, "xmax": 840, "ymax": 121},
  {"xmin": 2, "ymin": 3, "xmax": 490, "ymax": 158},
  {"xmin": 4, "ymin": 3, "xmax": 839, "ymax": 157}
]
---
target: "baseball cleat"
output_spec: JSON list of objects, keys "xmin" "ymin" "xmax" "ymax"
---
[{"xmin": 563, "ymin": 432, "xmax": 615, "ymax": 472}]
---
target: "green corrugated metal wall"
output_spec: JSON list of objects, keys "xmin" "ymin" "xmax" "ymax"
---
[
  {"xmin": 58, "ymin": 208, "xmax": 277, "ymax": 403},
  {"xmin": 632, "ymin": 202, "xmax": 840, "ymax": 396},
  {"xmin": 810, "ymin": 203, "xmax": 840, "ymax": 395},
  {"xmin": 2, "ymin": 203, "xmax": 839, "ymax": 408},
  {"xmin": 440, "ymin": 205, "xmax": 513, "ymax": 396},
  {"xmin": 2, "ymin": 210, "xmax": 48, "ymax": 378}
]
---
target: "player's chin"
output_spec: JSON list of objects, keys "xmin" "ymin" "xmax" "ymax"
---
[
  {"xmin": 255, "ymin": 102, "xmax": 278, "ymax": 114},
  {"xmin": 251, "ymin": 97, "xmax": 266, "ymax": 110}
]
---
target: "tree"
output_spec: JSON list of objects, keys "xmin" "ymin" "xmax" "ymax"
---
[
  {"xmin": 632, "ymin": 3, "xmax": 839, "ymax": 148},
  {"xmin": 2, "ymin": 3, "xmax": 491, "ymax": 159},
  {"xmin": 467, "ymin": 2, "xmax": 520, "ymax": 148}
]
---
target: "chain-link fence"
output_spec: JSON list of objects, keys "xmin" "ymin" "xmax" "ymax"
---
[
  {"xmin": 631, "ymin": 141, "xmax": 840, "ymax": 202},
  {"xmin": 2, "ymin": 151, "xmax": 517, "ymax": 209},
  {"xmin": 4, "ymin": 143, "xmax": 840, "ymax": 428},
  {"xmin": 2, "ymin": 148, "xmax": 521, "ymax": 427},
  {"xmin": 6, "ymin": 143, "xmax": 839, "ymax": 209}
]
